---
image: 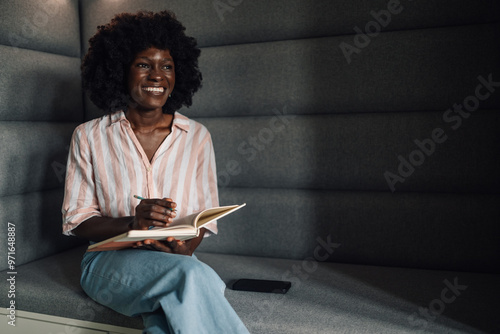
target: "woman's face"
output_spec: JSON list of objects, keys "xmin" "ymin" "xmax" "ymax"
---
[{"xmin": 127, "ymin": 47, "xmax": 175, "ymax": 112}]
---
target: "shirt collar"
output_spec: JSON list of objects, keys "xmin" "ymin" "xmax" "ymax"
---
[{"xmin": 107, "ymin": 111, "xmax": 190, "ymax": 132}]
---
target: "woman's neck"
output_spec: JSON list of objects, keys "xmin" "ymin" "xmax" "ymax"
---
[{"xmin": 126, "ymin": 109, "xmax": 173, "ymax": 134}]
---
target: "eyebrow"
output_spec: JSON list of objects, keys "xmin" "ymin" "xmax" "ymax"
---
[{"xmin": 138, "ymin": 56, "xmax": 174, "ymax": 62}]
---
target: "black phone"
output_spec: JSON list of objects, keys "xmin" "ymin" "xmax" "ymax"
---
[{"xmin": 231, "ymin": 279, "xmax": 291, "ymax": 294}]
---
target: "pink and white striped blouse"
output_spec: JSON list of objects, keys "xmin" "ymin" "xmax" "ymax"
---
[{"xmin": 62, "ymin": 111, "xmax": 219, "ymax": 236}]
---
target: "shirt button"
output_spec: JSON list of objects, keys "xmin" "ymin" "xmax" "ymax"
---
[{"xmin": 147, "ymin": 167, "xmax": 151, "ymax": 172}]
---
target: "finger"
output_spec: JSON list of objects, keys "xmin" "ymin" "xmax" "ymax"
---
[
  {"xmin": 144, "ymin": 239, "xmax": 173, "ymax": 253},
  {"xmin": 136, "ymin": 196, "xmax": 175, "ymax": 208},
  {"xmin": 152, "ymin": 202, "xmax": 177, "ymax": 215},
  {"xmin": 160, "ymin": 198, "xmax": 177, "ymax": 211},
  {"xmin": 139, "ymin": 204, "xmax": 177, "ymax": 223},
  {"xmin": 135, "ymin": 209, "xmax": 174, "ymax": 229},
  {"xmin": 143, "ymin": 198, "xmax": 176, "ymax": 211},
  {"xmin": 133, "ymin": 241, "xmax": 154, "ymax": 251},
  {"xmin": 139, "ymin": 202, "xmax": 176, "ymax": 217},
  {"xmin": 164, "ymin": 237, "xmax": 179, "ymax": 249},
  {"xmin": 164, "ymin": 238, "xmax": 189, "ymax": 254},
  {"xmin": 145, "ymin": 209, "xmax": 175, "ymax": 222}
]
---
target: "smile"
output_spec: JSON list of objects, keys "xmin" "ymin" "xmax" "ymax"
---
[{"xmin": 142, "ymin": 87, "xmax": 165, "ymax": 93}]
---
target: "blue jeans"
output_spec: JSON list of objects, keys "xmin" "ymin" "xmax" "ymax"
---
[{"xmin": 81, "ymin": 249, "xmax": 249, "ymax": 334}]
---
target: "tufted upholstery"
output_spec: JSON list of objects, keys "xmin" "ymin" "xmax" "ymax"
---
[{"xmin": 1, "ymin": 0, "xmax": 499, "ymax": 333}]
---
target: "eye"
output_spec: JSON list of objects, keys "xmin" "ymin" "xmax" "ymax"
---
[
  {"xmin": 162, "ymin": 64, "xmax": 173, "ymax": 70},
  {"xmin": 137, "ymin": 63, "xmax": 150, "ymax": 69}
]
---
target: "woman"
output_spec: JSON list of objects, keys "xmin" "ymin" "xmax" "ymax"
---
[{"xmin": 62, "ymin": 10, "xmax": 249, "ymax": 333}]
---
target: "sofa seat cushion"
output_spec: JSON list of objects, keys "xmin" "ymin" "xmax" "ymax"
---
[
  {"xmin": 198, "ymin": 254, "xmax": 500, "ymax": 334},
  {"xmin": 1, "ymin": 245, "xmax": 498, "ymax": 333}
]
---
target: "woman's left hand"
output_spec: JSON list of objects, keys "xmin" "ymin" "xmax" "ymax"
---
[
  {"xmin": 134, "ymin": 237, "xmax": 192, "ymax": 255},
  {"xmin": 133, "ymin": 228, "xmax": 207, "ymax": 256}
]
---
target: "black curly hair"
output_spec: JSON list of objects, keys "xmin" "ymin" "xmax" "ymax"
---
[{"xmin": 82, "ymin": 10, "xmax": 202, "ymax": 114}]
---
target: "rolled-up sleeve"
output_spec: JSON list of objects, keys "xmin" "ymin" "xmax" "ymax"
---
[{"xmin": 61, "ymin": 125, "xmax": 101, "ymax": 236}]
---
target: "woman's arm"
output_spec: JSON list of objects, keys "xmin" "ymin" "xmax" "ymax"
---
[
  {"xmin": 72, "ymin": 216, "xmax": 134, "ymax": 242},
  {"xmin": 73, "ymin": 198, "xmax": 177, "ymax": 241}
]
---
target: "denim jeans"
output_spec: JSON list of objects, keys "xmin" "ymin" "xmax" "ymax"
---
[{"xmin": 81, "ymin": 249, "xmax": 249, "ymax": 334}]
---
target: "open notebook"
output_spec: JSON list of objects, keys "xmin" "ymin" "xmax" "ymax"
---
[{"xmin": 87, "ymin": 203, "xmax": 246, "ymax": 252}]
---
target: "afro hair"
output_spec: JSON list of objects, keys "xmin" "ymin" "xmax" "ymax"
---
[{"xmin": 82, "ymin": 10, "xmax": 202, "ymax": 114}]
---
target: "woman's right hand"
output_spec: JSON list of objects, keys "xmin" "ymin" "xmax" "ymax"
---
[{"xmin": 131, "ymin": 197, "xmax": 177, "ymax": 230}]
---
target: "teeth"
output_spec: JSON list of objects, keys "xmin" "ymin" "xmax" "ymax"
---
[{"xmin": 143, "ymin": 87, "xmax": 164, "ymax": 93}]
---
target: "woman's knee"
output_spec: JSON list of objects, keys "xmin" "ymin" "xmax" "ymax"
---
[
  {"xmin": 174, "ymin": 256, "xmax": 211, "ymax": 276},
  {"xmin": 174, "ymin": 256, "xmax": 225, "ymax": 290}
]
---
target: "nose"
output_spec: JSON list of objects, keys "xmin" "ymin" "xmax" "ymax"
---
[{"xmin": 148, "ymin": 67, "xmax": 163, "ymax": 81}]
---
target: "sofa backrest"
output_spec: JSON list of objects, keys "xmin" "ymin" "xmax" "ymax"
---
[{"xmin": 1, "ymin": 0, "xmax": 499, "ymax": 273}]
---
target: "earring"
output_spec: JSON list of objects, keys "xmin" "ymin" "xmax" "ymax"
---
[{"xmin": 169, "ymin": 94, "xmax": 172, "ymax": 98}]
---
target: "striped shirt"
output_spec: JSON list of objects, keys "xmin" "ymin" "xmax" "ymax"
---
[{"xmin": 62, "ymin": 111, "xmax": 219, "ymax": 236}]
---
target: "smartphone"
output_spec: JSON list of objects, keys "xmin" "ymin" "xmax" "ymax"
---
[{"xmin": 231, "ymin": 279, "xmax": 291, "ymax": 294}]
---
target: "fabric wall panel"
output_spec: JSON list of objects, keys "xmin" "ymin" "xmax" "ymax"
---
[
  {"xmin": 187, "ymin": 23, "xmax": 500, "ymax": 118},
  {"xmin": 0, "ymin": 46, "xmax": 83, "ymax": 121},
  {"xmin": 0, "ymin": 189, "xmax": 86, "ymax": 270},
  {"xmin": 79, "ymin": 0, "xmax": 500, "ymax": 49},
  {"xmin": 197, "ymin": 111, "xmax": 500, "ymax": 192},
  {"xmin": 0, "ymin": 122, "xmax": 77, "ymax": 197},
  {"xmin": 84, "ymin": 22, "xmax": 500, "ymax": 121},
  {"xmin": 0, "ymin": 0, "xmax": 84, "ymax": 267},
  {"xmin": 198, "ymin": 187, "xmax": 500, "ymax": 273},
  {"xmin": 0, "ymin": 0, "xmax": 80, "ymax": 57}
]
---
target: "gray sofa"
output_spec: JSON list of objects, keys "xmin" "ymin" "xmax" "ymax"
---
[{"xmin": 1, "ymin": 0, "xmax": 499, "ymax": 333}]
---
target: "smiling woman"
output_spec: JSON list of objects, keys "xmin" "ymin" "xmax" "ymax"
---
[
  {"xmin": 81, "ymin": 11, "xmax": 202, "ymax": 115},
  {"xmin": 62, "ymin": 10, "xmax": 249, "ymax": 334}
]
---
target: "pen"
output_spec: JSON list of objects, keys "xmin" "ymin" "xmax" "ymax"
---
[{"xmin": 133, "ymin": 195, "xmax": 177, "ymax": 212}]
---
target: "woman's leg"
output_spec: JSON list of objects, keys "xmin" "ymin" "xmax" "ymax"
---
[
  {"xmin": 81, "ymin": 249, "xmax": 249, "ymax": 334},
  {"xmin": 141, "ymin": 310, "xmax": 172, "ymax": 334}
]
